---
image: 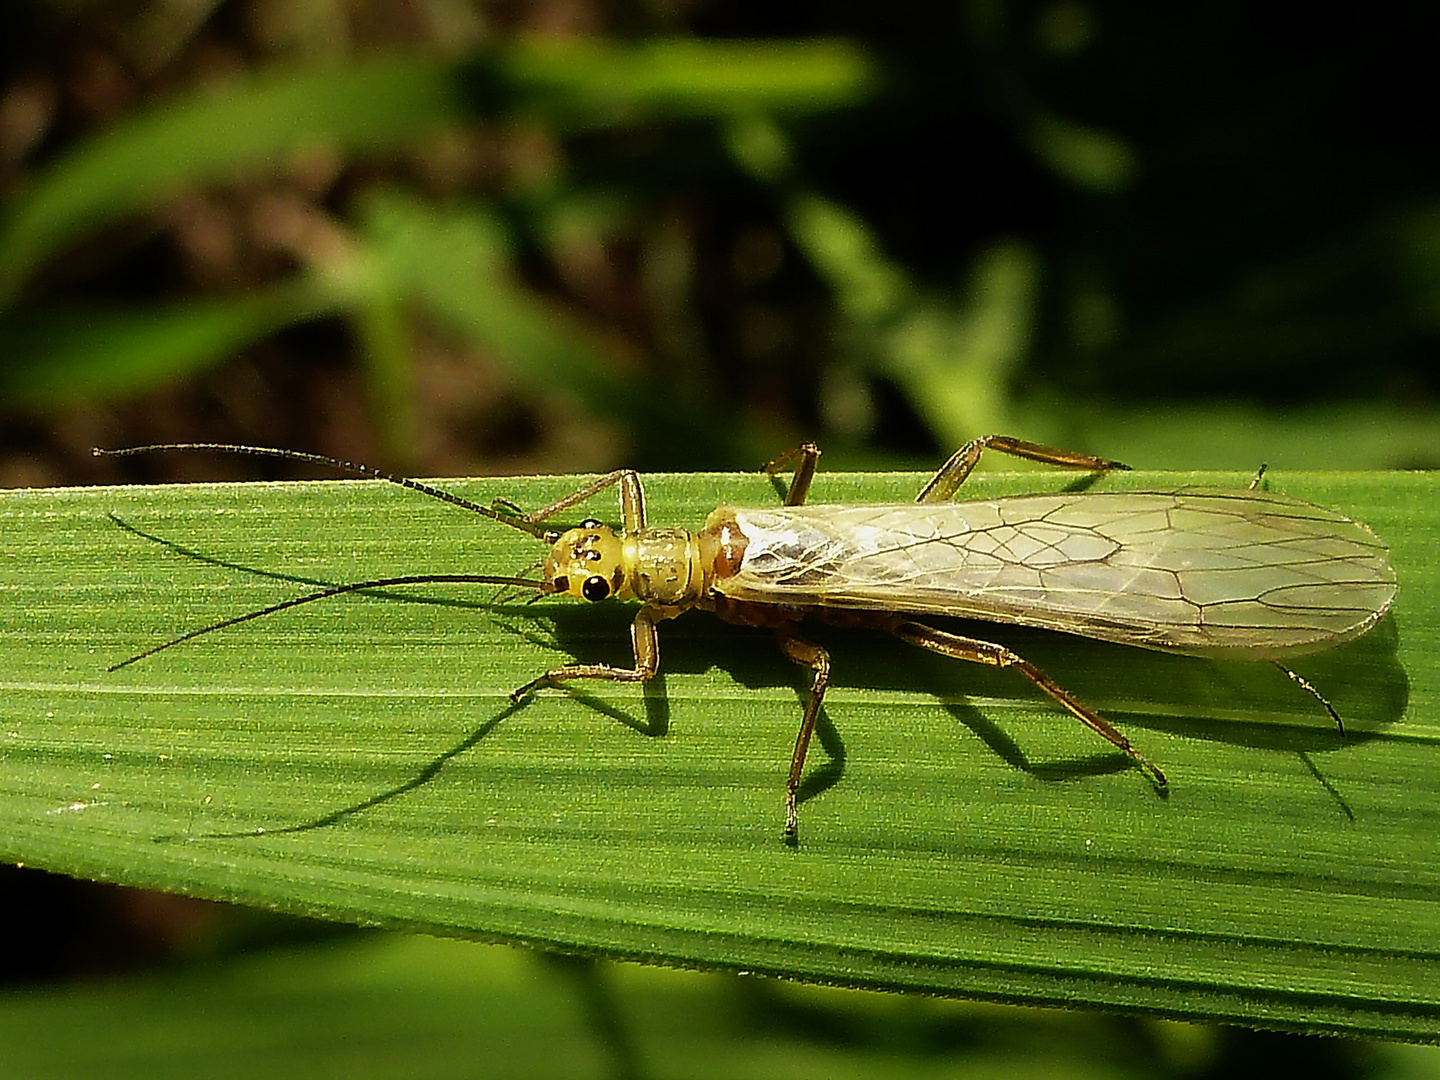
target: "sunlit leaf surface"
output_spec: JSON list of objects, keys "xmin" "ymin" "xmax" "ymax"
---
[{"xmin": 0, "ymin": 468, "xmax": 1435, "ymax": 1037}]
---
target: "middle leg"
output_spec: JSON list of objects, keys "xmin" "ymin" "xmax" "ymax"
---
[
  {"xmin": 774, "ymin": 624, "xmax": 832, "ymax": 839},
  {"xmin": 762, "ymin": 442, "xmax": 822, "ymax": 507}
]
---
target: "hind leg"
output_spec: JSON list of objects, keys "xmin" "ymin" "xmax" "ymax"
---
[{"xmin": 889, "ymin": 618, "xmax": 1166, "ymax": 787}]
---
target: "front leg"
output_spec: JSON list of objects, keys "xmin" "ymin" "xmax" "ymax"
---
[
  {"xmin": 510, "ymin": 606, "xmax": 661, "ymax": 701},
  {"xmin": 494, "ymin": 469, "xmax": 649, "ymax": 534}
]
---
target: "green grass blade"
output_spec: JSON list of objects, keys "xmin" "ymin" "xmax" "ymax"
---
[{"xmin": 0, "ymin": 468, "xmax": 1434, "ymax": 1037}]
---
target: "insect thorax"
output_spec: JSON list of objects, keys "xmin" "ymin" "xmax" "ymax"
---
[{"xmin": 630, "ymin": 527, "xmax": 710, "ymax": 606}]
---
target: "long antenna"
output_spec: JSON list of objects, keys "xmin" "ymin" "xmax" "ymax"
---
[
  {"xmin": 93, "ymin": 443, "xmax": 555, "ymax": 540},
  {"xmin": 108, "ymin": 573, "xmax": 548, "ymax": 671}
]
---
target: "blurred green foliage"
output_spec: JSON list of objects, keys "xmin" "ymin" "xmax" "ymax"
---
[
  {"xmin": 0, "ymin": 40, "xmax": 876, "ymax": 465},
  {"xmin": 1, "ymin": 3, "xmax": 1436, "ymax": 478},
  {"xmin": 4, "ymin": 933, "xmax": 1436, "ymax": 1079}
]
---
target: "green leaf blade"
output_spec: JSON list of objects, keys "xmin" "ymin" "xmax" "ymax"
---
[{"xmin": 1, "ymin": 468, "xmax": 1435, "ymax": 1037}]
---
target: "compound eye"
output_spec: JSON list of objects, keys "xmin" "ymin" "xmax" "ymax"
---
[
  {"xmin": 581, "ymin": 575, "xmax": 611, "ymax": 602},
  {"xmin": 581, "ymin": 518, "xmax": 603, "ymax": 529}
]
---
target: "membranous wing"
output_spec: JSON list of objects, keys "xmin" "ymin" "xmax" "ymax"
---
[{"xmin": 713, "ymin": 491, "xmax": 1396, "ymax": 658}]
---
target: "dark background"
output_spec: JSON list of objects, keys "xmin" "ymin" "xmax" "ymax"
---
[{"xmin": 3, "ymin": 0, "xmax": 1437, "ymax": 491}]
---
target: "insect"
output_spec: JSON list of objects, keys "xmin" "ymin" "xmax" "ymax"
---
[{"xmin": 95, "ymin": 435, "xmax": 1396, "ymax": 839}]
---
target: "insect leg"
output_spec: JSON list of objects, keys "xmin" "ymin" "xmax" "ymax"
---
[
  {"xmin": 916, "ymin": 435, "xmax": 1130, "ymax": 503},
  {"xmin": 509, "ymin": 606, "xmax": 661, "ymax": 701},
  {"xmin": 773, "ymin": 626, "xmax": 831, "ymax": 839},
  {"xmin": 496, "ymin": 470, "xmax": 648, "ymax": 533},
  {"xmin": 1272, "ymin": 661, "xmax": 1345, "ymax": 734},
  {"xmin": 762, "ymin": 443, "xmax": 822, "ymax": 507},
  {"xmin": 887, "ymin": 619, "xmax": 1167, "ymax": 788}
]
